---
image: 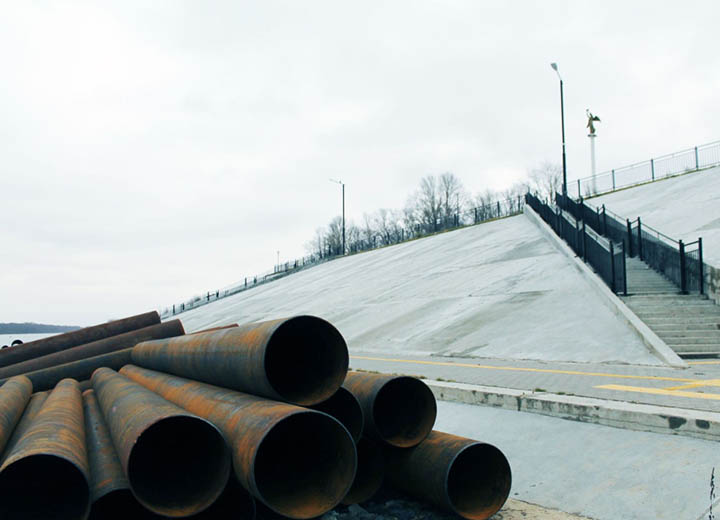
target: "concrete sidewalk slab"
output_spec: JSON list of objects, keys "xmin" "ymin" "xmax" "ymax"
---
[{"xmin": 428, "ymin": 379, "xmax": 720, "ymax": 441}]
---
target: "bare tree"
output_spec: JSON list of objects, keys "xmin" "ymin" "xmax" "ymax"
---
[
  {"xmin": 325, "ymin": 216, "xmax": 344, "ymax": 255},
  {"xmin": 474, "ymin": 188, "xmax": 497, "ymax": 220},
  {"xmin": 438, "ymin": 172, "xmax": 468, "ymax": 222},
  {"xmin": 527, "ymin": 161, "xmax": 562, "ymax": 202}
]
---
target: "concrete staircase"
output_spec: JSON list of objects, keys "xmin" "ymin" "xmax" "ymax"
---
[{"xmin": 621, "ymin": 257, "xmax": 720, "ymax": 358}]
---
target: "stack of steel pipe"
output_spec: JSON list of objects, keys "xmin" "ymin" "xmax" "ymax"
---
[{"xmin": 0, "ymin": 314, "xmax": 511, "ymax": 519}]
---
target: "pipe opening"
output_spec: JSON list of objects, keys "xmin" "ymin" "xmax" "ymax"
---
[
  {"xmin": 373, "ymin": 377, "xmax": 436, "ymax": 447},
  {"xmin": 195, "ymin": 476, "xmax": 256, "ymax": 520},
  {"xmin": 128, "ymin": 415, "xmax": 230, "ymax": 517},
  {"xmin": 0, "ymin": 454, "xmax": 89, "ymax": 519},
  {"xmin": 446, "ymin": 444, "xmax": 511, "ymax": 520},
  {"xmin": 342, "ymin": 439, "xmax": 384, "ymax": 505},
  {"xmin": 265, "ymin": 316, "xmax": 348, "ymax": 405},
  {"xmin": 90, "ymin": 489, "xmax": 154, "ymax": 520},
  {"xmin": 254, "ymin": 411, "xmax": 356, "ymax": 519},
  {"xmin": 312, "ymin": 387, "xmax": 363, "ymax": 443}
]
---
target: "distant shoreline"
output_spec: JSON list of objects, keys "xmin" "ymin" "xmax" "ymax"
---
[{"xmin": 0, "ymin": 323, "xmax": 80, "ymax": 334}]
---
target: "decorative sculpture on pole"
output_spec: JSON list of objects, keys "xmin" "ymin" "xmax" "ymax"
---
[
  {"xmin": 586, "ymin": 109, "xmax": 601, "ymax": 136},
  {"xmin": 586, "ymin": 109, "xmax": 601, "ymax": 195}
]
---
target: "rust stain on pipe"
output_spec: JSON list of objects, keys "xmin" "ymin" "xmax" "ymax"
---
[
  {"xmin": 82, "ymin": 389, "xmax": 152, "ymax": 520},
  {"xmin": 0, "ymin": 379, "xmax": 90, "ymax": 520},
  {"xmin": 190, "ymin": 323, "xmax": 239, "ymax": 334},
  {"xmin": 343, "ymin": 372, "xmax": 436, "ymax": 447},
  {"xmin": 2, "ymin": 349, "xmax": 134, "ymax": 392},
  {"xmin": 91, "ymin": 368, "xmax": 230, "ymax": 518},
  {"xmin": 341, "ymin": 438, "xmax": 384, "ymax": 505},
  {"xmin": 0, "ymin": 376, "xmax": 33, "ymax": 456},
  {"xmin": 0, "ymin": 320, "xmax": 184, "ymax": 380},
  {"xmin": 131, "ymin": 315, "xmax": 348, "ymax": 406},
  {"xmin": 385, "ymin": 430, "xmax": 511, "ymax": 520},
  {"xmin": 310, "ymin": 386, "xmax": 363, "ymax": 443},
  {"xmin": 120, "ymin": 365, "xmax": 356, "ymax": 519},
  {"xmin": 0, "ymin": 311, "xmax": 160, "ymax": 368}
]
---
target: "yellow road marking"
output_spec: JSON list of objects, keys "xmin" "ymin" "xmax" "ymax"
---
[
  {"xmin": 664, "ymin": 379, "xmax": 720, "ymax": 391},
  {"xmin": 687, "ymin": 360, "xmax": 720, "ymax": 365},
  {"xmin": 351, "ymin": 356, "xmax": 698, "ymax": 383},
  {"xmin": 596, "ymin": 384, "xmax": 720, "ymax": 401}
]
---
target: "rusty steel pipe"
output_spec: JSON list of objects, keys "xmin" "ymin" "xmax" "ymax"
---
[
  {"xmin": 0, "ymin": 311, "xmax": 160, "ymax": 368},
  {"xmin": 343, "ymin": 372, "xmax": 436, "ymax": 448},
  {"xmin": 342, "ymin": 438, "xmax": 385, "ymax": 505},
  {"xmin": 385, "ymin": 431, "xmax": 511, "ymax": 520},
  {"xmin": 310, "ymin": 386, "xmax": 363, "ymax": 443},
  {"xmin": 91, "ymin": 368, "xmax": 231, "ymax": 517},
  {"xmin": 0, "ymin": 320, "xmax": 185, "ymax": 380},
  {"xmin": 1, "ymin": 348, "xmax": 134, "ymax": 392},
  {"xmin": 83, "ymin": 389, "xmax": 154, "ymax": 520},
  {"xmin": 0, "ymin": 376, "xmax": 33, "ymax": 456},
  {"xmin": 190, "ymin": 323, "xmax": 239, "ymax": 334},
  {"xmin": 0, "ymin": 379, "xmax": 90, "ymax": 519},
  {"xmin": 1, "ymin": 391, "xmax": 48, "ymax": 460},
  {"xmin": 120, "ymin": 365, "xmax": 357, "ymax": 519},
  {"xmin": 131, "ymin": 315, "xmax": 348, "ymax": 406}
]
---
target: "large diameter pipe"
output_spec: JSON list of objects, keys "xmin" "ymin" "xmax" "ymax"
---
[
  {"xmin": 82, "ymin": 389, "xmax": 153, "ymax": 520},
  {"xmin": 0, "ymin": 320, "xmax": 185, "ymax": 380},
  {"xmin": 343, "ymin": 372, "xmax": 436, "ymax": 447},
  {"xmin": 1, "ymin": 349, "xmax": 134, "ymax": 392},
  {"xmin": 310, "ymin": 386, "xmax": 363, "ymax": 443},
  {"xmin": 0, "ymin": 311, "xmax": 160, "ymax": 368},
  {"xmin": 342, "ymin": 438, "xmax": 384, "ymax": 505},
  {"xmin": 120, "ymin": 364, "xmax": 357, "ymax": 519},
  {"xmin": 385, "ymin": 431, "xmax": 512, "ymax": 520},
  {"xmin": 0, "ymin": 379, "xmax": 90, "ymax": 520},
  {"xmin": 91, "ymin": 368, "xmax": 231, "ymax": 517},
  {"xmin": 131, "ymin": 315, "xmax": 348, "ymax": 406},
  {"xmin": 190, "ymin": 323, "xmax": 239, "ymax": 334},
  {"xmin": 1, "ymin": 391, "xmax": 48, "ymax": 460},
  {"xmin": 0, "ymin": 376, "xmax": 33, "ymax": 455}
]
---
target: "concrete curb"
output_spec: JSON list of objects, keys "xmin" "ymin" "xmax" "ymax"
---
[
  {"xmin": 427, "ymin": 379, "xmax": 720, "ymax": 441},
  {"xmin": 523, "ymin": 205, "xmax": 688, "ymax": 368}
]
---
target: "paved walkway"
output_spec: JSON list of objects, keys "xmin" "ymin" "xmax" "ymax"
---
[{"xmin": 349, "ymin": 351, "xmax": 720, "ymax": 413}]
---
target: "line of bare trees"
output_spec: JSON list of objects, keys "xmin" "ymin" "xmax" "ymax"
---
[{"xmin": 306, "ymin": 163, "xmax": 561, "ymax": 258}]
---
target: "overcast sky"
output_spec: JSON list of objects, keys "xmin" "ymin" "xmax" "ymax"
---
[{"xmin": 1, "ymin": 1, "xmax": 719, "ymax": 326}]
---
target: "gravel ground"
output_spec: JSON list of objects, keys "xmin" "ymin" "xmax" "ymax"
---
[{"xmin": 324, "ymin": 497, "xmax": 591, "ymax": 520}]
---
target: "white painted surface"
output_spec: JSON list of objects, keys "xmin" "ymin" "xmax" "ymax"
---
[{"xmin": 176, "ymin": 215, "xmax": 663, "ymax": 365}]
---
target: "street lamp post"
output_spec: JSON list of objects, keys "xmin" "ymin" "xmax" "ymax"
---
[
  {"xmin": 329, "ymin": 179, "xmax": 345, "ymax": 255},
  {"xmin": 550, "ymin": 62, "xmax": 568, "ymax": 196}
]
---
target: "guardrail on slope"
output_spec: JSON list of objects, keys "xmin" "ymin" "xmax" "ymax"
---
[
  {"xmin": 569, "ymin": 139, "xmax": 720, "ymax": 199},
  {"xmin": 525, "ymin": 193, "xmax": 627, "ymax": 294},
  {"xmin": 556, "ymin": 193, "xmax": 703, "ymax": 294}
]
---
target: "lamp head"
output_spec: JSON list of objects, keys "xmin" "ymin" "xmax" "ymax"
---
[{"xmin": 550, "ymin": 62, "xmax": 558, "ymax": 71}]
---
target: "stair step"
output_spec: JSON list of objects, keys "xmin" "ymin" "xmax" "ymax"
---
[
  {"xmin": 670, "ymin": 344, "xmax": 720, "ymax": 354},
  {"xmin": 651, "ymin": 323, "xmax": 720, "ymax": 331},
  {"xmin": 656, "ymin": 330, "xmax": 720, "ymax": 338},
  {"xmin": 662, "ymin": 337, "xmax": 720, "ymax": 345}
]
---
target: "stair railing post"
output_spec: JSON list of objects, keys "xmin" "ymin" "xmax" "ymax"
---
[
  {"xmin": 695, "ymin": 146, "xmax": 700, "ymax": 170},
  {"xmin": 679, "ymin": 240, "xmax": 687, "ymax": 294},
  {"xmin": 612, "ymin": 169, "xmax": 616, "ymax": 190},
  {"xmin": 626, "ymin": 219, "xmax": 633, "ymax": 257},
  {"xmin": 582, "ymin": 220, "xmax": 587, "ymax": 262},
  {"xmin": 610, "ymin": 241, "xmax": 617, "ymax": 293},
  {"xmin": 577, "ymin": 179, "xmax": 581, "ymax": 198},
  {"xmin": 650, "ymin": 158, "xmax": 655, "ymax": 181},
  {"xmin": 637, "ymin": 217, "xmax": 643, "ymax": 261},
  {"xmin": 699, "ymin": 237, "xmax": 704, "ymax": 295},
  {"xmin": 621, "ymin": 240, "xmax": 628, "ymax": 296},
  {"xmin": 602, "ymin": 204, "xmax": 607, "ymax": 236}
]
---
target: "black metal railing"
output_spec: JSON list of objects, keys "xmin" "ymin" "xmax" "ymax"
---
[
  {"xmin": 526, "ymin": 193, "xmax": 627, "ymax": 294},
  {"xmin": 556, "ymin": 194, "xmax": 704, "ymax": 294}
]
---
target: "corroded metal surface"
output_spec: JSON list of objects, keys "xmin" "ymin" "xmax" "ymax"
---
[
  {"xmin": 0, "ymin": 379, "xmax": 90, "ymax": 520},
  {"xmin": 0, "ymin": 376, "xmax": 32, "ymax": 457},
  {"xmin": 121, "ymin": 364, "xmax": 357, "ymax": 519},
  {"xmin": 342, "ymin": 438, "xmax": 384, "ymax": 505},
  {"xmin": 385, "ymin": 430, "xmax": 512, "ymax": 520},
  {"xmin": 0, "ymin": 311, "xmax": 160, "ymax": 368},
  {"xmin": 3, "ymin": 349, "xmax": 134, "ymax": 392},
  {"xmin": 82, "ymin": 389, "xmax": 143, "ymax": 520},
  {"xmin": 131, "ymin": 315, "xmax": 348, "ymax": 406},
  {"xmin": 343, "ymin": 372, "xmax": 436, "ymax": 447},
  {"xmin": 91, "ymin": 368, "xmax": 230, "ymax": 518},
  {"xmin": 310, "ymin": 386, "xmax": 364, "ymax": 443},
  {"xmin": 0, "ymin": 320, "xmax": 184, "ymax": 380},
  {"xmin": 1, "ymin": 391, "xmax": 48, "ymax": 460},
  {"xmin": 190, "ymin": 323, "xmax": 239, "ymax": 334}
]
